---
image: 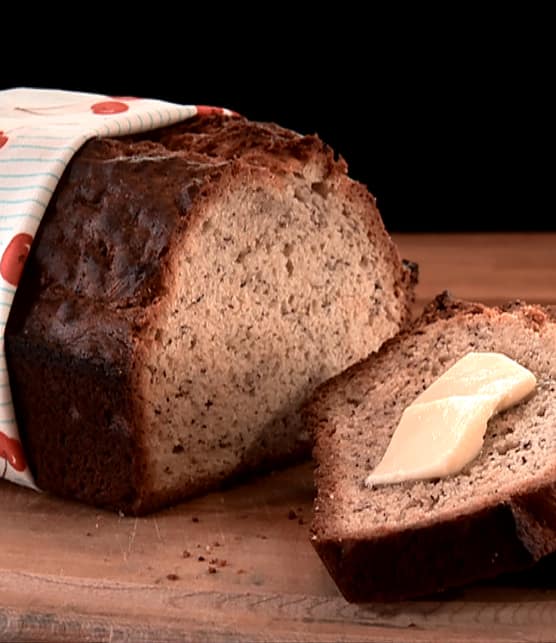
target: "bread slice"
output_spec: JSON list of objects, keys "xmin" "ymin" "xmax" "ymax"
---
[
  {"xmin": 308, "ymin": 292, "xmax": 556, "ymax": 601},
  {"xmin": 5, "ymin": 114, "xmax": 416, "ymax": 514}
]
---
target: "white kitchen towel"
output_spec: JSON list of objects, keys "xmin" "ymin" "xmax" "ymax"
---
[{"xmin": 0, "ymin": 88, "xmax": 233, "ymax": 488}]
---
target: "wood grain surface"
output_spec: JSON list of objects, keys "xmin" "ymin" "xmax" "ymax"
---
[{"xmin": 2, "ymin": 233, "xmax": 556, "ymax": 643}]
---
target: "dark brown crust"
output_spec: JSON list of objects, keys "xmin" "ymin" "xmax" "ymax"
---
[
  {"xmin": 6, "ymin": 333, "xmax": 143, "ymax": 510},
  {"xmin": 5, "ymin": 114, "xmax": 415, "ymax": 514},
  {"xmin": 312, "ymin": 486, "xmax": 556, "ymax": 602},
  {"xmin": 309, "ymin": 293, "xmax": 556, "ymax": 601}
]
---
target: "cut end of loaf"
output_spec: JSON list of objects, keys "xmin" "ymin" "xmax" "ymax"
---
[
  {"xmin": 135, "ymin": 156, "xmax": 413, "ymax": 511},
  {"xmin": 309, "ymin": 294, "xmax": 556, "ymax": 600}
]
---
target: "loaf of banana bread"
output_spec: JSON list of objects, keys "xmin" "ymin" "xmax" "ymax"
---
[{"xmin": 5, "ymin": 114, "xmax": 416, "ymax": 514}]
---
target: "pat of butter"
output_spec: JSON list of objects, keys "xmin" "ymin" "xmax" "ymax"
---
[{"xmin": 365, "ymin": 352, "xmax": 536, "ymax": 487}]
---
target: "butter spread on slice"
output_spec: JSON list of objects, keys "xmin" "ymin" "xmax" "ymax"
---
[{"xmin": 365, "ymin": 352, "xmax": 536, "ymax": 487}]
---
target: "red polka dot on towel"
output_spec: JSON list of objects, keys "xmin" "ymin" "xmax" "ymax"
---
[
  {"xmin": 0, "ymin": 431, "xmax": 27, "ymax": 472},
  {"xmin": 0, "ymin": 233, "xmax": 33, "ymax": 286},
  {"xmin": 91, "ymin": 101, "xmax": 129, "ymax": 115}
]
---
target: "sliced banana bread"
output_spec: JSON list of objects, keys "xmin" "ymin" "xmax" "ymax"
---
[{"xmin": 309, "ymin": 293, "xmax": 556, "ymax": 601}]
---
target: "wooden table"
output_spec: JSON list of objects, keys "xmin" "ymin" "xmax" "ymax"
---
[{"xmin": 2, "ymin": 233, "xmax": 556, "ymax": 643}]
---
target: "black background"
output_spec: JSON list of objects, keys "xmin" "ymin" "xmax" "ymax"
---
[{"xmin": 1, "ymin": 11, "xmax": 551, "ymax": 233}]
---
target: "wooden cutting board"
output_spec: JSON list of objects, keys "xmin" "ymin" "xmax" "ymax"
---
[{"xmin": 2, "ymin": 233, "xmax": 556, "ymax": 643}]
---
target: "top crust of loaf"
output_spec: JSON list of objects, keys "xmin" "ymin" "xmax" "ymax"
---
[{"xmin": 308, "ymin": 292, "xmax": 556, "ymax": 601}]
